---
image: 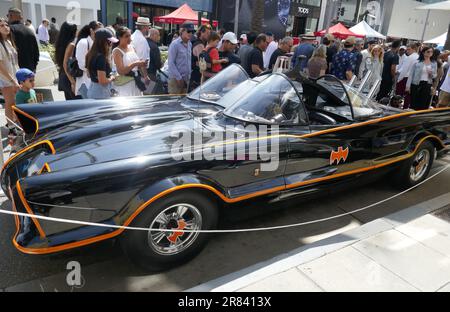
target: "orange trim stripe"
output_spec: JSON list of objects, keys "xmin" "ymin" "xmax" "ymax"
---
[
  {"xmin": 1, "ymin": 140, "xmax": 56, "ymax": 173},
  {"xmin": 13, "ymin": 106, "xmax": 39, "ymax": 139},
  {"xmin": 38, "ymin": 163, "xmax": 51, "ymax": 175},
  {"xmin": 16, "ymin": 181, "xmax": 46, "ymax": 238},
  {"xmin": 13, "ymin": 135, "xmax": 447, "ymax": 255}
]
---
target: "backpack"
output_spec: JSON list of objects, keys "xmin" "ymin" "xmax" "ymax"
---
[{"xmin": 199, "ymin": 47, "xmax": 214, "ymax": 73}]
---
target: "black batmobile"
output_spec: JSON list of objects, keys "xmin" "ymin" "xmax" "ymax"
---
[{"xmin": 2, "ymin": 64, "xmax": 450, "ymax": 270}]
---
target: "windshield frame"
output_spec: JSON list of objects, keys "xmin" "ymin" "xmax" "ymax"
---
[
  {"xmin": 223, "ymin": 72, "xmax": 307, "ymax": 125},
  {"xmin": 315, "ymin": 75, "xmax": 355, "ymax": 120},
  {"xmin": 186, "ymin": 64, "xmax": 249, "ymax": 106}
]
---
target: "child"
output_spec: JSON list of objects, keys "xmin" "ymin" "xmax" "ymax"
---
[
  {"xmin": 15, "ymin": 68, "xmax": 38, "ymax": 104},
  {"xmin": 201, "ymin": 32, "xmax": 228, "ymax": 83}
]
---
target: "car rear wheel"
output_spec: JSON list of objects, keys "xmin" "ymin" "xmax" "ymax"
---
[
  {"xmin": 120, "ymin": 190, "xmax": 218, "ymax": 272},
  {"xmin": 394, "ymin": 140, "xmax": 435, "ymax": 189}
]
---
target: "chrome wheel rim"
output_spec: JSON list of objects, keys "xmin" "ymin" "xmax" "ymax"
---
[
  {"xmin": 410, "ymin": 149, "xmax": 430, "ymax": 182},
  {"xmin": 148, "ymin": 203, "xmax": 202, "ymax": 256}
]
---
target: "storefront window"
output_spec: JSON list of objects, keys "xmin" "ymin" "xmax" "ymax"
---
[
  {"xmin": 287, "ymin": 0, "xmax": 322, "ymax": 37},
  {"xmin": 106, "ymin": 0, "xmax": 127, "ymax": 26},
  {"xmin": 337, "ymin": 0, "xmax": 385, "ymax": 30}
]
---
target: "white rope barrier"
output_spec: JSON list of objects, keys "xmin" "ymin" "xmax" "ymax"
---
[{"xmin": 0, "ymin": 162, "xmax": 448, "ymax": 234}]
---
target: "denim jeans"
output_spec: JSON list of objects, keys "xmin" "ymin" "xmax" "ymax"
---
[{"xmin": 87, "ymin": 82, "xmax": 111, "ymax": 100}]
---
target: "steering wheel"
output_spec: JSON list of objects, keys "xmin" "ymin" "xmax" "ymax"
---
[{"xmin": 308, "ymin": 111, "xmax": 337, "ymax": 125}]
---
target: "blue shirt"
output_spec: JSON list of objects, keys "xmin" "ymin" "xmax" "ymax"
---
[
  {"xmin": 331, "ymin": 49, "xmax": 356, "ymax": 80},
  {"xmin": 293, "ymin": 43, "xmax": 315, "ymax": 71},
  {"xmin": 168, "ymin": 37, "xmax": 192, "ymax": 81}
]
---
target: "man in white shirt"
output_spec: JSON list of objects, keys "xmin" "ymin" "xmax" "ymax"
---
[
  {"xmin": 131, "ymin": 17, "xmax": 151, "ymax": 69},
  {"xmin": 397, "ymin": 46, "xmax": 407, "ymax": 72},
  {"xmin": 396, "ymin": 43, "xmax": 419, "ymax": 109},
  {"xmin": 438, "ymin": 56, "xmax": 450, "ymax": 107},
  {"xmin": 37, "ymin": 19, "xmax": 49, "ymax": 45},
  {"xmin": 263, "ymin": 32, "xmax": 278, "ymax": 70}
]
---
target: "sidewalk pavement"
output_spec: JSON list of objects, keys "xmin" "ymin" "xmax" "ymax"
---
[{"xmin": 189, "ymin": 192, "xmax": 450, "ymax": 292}]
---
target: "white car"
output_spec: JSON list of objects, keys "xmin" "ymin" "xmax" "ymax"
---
[{"xmin": 35, "ymin": 51, "xmax": 58, "ymax": 88}]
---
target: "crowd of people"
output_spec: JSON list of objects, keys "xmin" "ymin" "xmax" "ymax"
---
[{"xmin": 1, "ymin": 7, "xmax": 450, "ymax": 136}]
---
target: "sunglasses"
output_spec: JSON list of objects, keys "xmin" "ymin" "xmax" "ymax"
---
[{"xmin": 186, "ymin": 30, "xmax": 195, "ymax": 34}]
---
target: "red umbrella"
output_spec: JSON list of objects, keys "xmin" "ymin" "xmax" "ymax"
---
[
  {"xmin": 315, "ymin": 23, "xmax": 365, "ymax": 39},
  {"xmin": 153, "ymin": 3, "xmax": 218, "ymax": 27}
]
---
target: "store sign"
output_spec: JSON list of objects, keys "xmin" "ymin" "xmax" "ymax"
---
[{"xmin": 298, "ymin": 7, "xmax": 310, "ymax": 15}]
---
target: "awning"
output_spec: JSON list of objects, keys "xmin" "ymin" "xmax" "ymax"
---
[
  {"xmin": 153, "ymin": 3, "xmax": 218, "ymax": 27},
  {"xmin": 315, "ymin": 23, "xmax": 365, "ymax": 39},
  {"xmin": 425, "ymin": 32, "xmax": 448, "ymax": 45},
  {"xmin": 349, "ymin": 21, "xmax": 386, "ymax": 40}
]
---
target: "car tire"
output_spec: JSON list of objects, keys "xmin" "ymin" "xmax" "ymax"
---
[
  {"xmin": 394, "ymin": 140, "xmax": 435, "ymax": 189},
  {"xmin": 120, "ymin": 190, "xmax": 218, "ymax": 272}
]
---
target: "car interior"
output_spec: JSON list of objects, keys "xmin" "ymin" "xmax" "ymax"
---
[{"xmin": 300, "ymin": 79, "xmax": 354, "ymax": 126}]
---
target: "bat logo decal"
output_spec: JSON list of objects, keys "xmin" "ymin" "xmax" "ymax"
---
[
  {"xmin": 330, "ymin": 146, "xmax": 349, "ymax": 165},
  {"xmin": 167, "ymin": 220, "xmax": 187, "ymax": 244}
]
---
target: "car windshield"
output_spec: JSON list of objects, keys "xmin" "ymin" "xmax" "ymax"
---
[
  {"xmin": 344, "ymin": 85, "xmax": 383, "ymax": 119},
  {"xmin": 224, "ymin": 74, "xmax": 305, "ymax": 125},
  {"xmin": 188, "ymin": 64, "xmax": 249, "ymax": 105}
]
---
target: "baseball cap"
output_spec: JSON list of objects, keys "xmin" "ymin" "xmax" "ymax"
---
[
  {"xmin": 400, "ymin": 45, "xmax": 407, "ymax": 50},
  {"xmin": 222, "ymin": 32, "xmax": 238, "ymax": 44},
  {"xmin": 181, "ymin": 21, "xmax": 195, "ymax": 32},
  {"xmin": 16, "ymin": 68, "xmax": 35, "ymax": 83},
  {"xmin": 8, "ymin": 7, "xmax": 22, "ymax": 14},
  {"xmin": 95, "ymin": 28, "xmax": 119, "ymax": 43}
]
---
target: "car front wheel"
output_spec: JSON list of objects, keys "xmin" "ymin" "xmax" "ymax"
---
[{"xmin": 120, "ymin": 190, "xmax": 218, "ymax": 272}]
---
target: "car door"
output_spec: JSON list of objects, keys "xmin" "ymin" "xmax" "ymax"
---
[
  {"xmin": 284, "ymin": 76, "xmax": 376, "ymax": 194},
  {"xmin": 198, "ymin": 74, "xmax": 297, "ymax": 201}
]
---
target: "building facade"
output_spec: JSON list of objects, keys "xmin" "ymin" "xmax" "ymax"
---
[
  {"xmin": 321, "ymin": 0, "xmax": 449, "ymax": 41},
  {"xmin": 102, "ymin": 0, "xmax": 215, "ymax": 29},
  {"xmin": 218, "ymin": 0, "xmax": 324, "ymax": 39},
  {"xmin": 0, "ymin": 0, "xmax": 100, "ymax": 27}
]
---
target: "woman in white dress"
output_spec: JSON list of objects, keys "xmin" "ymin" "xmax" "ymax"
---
[{"xmin": 112, "ymin": 26, "xmax": 148, "ymax": 97}]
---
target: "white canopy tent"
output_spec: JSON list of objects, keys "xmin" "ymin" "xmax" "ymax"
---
[
  {"xmin": 415, "ymin": 1, "xmax": 450, "ymax": 11},
  {"xmin": 425, "ymin": 32, "xmax": 448, "ymax": 45},
  {"xmin": 415, "ymin": 1, "xmax": 450, "ymax": 41},
  {"xmin": 349, "ymin": 21, "xmax": 386, "ymax": 39}
]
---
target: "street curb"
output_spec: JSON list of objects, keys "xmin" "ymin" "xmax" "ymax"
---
[{"xmin": 187, "ymin": 192, "xmax": 450, "ymax": 292}]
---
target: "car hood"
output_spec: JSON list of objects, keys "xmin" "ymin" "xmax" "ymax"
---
[{"xmin": 11, "ymin": 96, "xmax": 225, "ymax": 174}]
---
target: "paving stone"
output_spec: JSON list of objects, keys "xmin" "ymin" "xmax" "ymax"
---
[
  {"xmin": 298, "ymin": 246, "xmax": 418, "ymax": 292},
  {"xmin": 396, "ymin": 214, "xmax": 450, "ymax": 258},
  {"xmin": 353, "ymin": 230, "xmax": 450, "ymax": 292},
  {"xmin": 237, "ymin": 268, "xmax": 322, "ymax": 292}
]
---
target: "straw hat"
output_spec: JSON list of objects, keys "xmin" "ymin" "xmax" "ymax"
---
[{"xmin": 136, "ymin": 17, "xmax": 151, "ymax": 26}]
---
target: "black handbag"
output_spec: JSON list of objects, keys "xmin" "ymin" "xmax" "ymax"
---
[
  {"xmin": 68, "ymin": 41, "xmax": 89, "ymax": 78},
  {"xmin": 68, "ymin": 58, "xmax": 83, "ymax": 78}
]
